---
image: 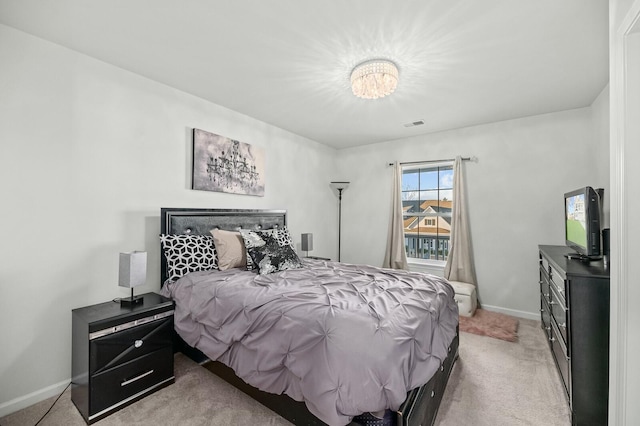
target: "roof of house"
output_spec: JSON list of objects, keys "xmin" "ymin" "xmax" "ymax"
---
[
  {"xmin": 402, "ymin": 199, "xmax": 453, "ymax": 230},
  {"xmin": 402, "ymin": 199, "xmax": 452, "ymax": 213}
]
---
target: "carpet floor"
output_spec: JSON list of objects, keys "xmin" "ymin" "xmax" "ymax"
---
[{"xmin": 0, "ymin": 318, "xmax": 570, "ymax": 426}]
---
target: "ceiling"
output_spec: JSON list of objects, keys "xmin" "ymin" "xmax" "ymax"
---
[{"xmin": 0, "ymin": 0, "xmax": 609, "ymax": 149}]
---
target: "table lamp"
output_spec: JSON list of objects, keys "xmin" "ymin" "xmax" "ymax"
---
[
  {"xmin": 301, "ymin": 233, "xmax": 313, "ymax": 257},
  {"xmin": 119, "ymin": 251, "xmax": 146, "ymax": 306}
]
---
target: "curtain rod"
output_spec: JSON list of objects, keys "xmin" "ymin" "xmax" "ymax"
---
[{"xmin": 388, "ymin": 157, "xmax": 473, "ymax": 166}]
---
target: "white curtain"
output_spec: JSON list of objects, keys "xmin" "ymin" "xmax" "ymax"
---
[
  {"xmin": 444, "ymin": 156, "xmax": 477, "ymax": 285},
  {"xmin": 383, "ymin": 161, "xmax": 408, "ymax": 270}
]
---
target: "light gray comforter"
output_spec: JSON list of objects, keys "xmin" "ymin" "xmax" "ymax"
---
[{"xmin": 161, "ymin": 259, "xmax": 458, "ymax": 425}]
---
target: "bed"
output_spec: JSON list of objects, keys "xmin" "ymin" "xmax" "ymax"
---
[{"xmin": 159, "ymin": 208, "xmax": 459, "ymax": 426}]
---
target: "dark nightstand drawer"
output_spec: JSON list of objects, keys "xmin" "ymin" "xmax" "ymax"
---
[
  {"xmin": 90, "ymin": 346, "xmax": 173, "ymax": 415},
  {"xmin": 72, "ymin": 293, "xmax": 175, "ymax": 423},
  {"xmin": 90, "ymin": 317, "xmax": 173, "ymax": 374}
]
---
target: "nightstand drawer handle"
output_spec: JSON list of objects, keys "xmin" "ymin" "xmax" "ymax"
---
[
  {"xmin": 134, "ymin": 339, "xmax": 143, "ymax": 348},
  {"xmin": 121, "ymin": 370, "xmax": 154, "ymax": 387}
]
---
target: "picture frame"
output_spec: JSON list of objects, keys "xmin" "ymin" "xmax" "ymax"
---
[{"xmin": 192, "ymin": 128, "xmax": 265, "ymax": 196}]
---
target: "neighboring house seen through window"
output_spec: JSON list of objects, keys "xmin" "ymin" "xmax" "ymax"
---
[{"xmin": 401, "ymin": 162, "xmax": 454, "ymax": 263}]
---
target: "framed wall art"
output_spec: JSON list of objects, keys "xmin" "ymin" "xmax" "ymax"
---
[{"xmin": 192, "ymin": 128, "xmax": 265, "ymax": 196}]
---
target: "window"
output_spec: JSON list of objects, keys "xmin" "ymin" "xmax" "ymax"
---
[{"xmin": 401, "ymin": 162, "xmax": 453, "ymax": 263}]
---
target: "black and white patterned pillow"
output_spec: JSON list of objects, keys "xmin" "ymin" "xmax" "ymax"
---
[
  {"xmin": 241, "ymin": 227, "xmax": 293, "ymax": 271},
  {"xmin": 160, "ymin": 234, "xmax": 218, "ymax": 283},
  {"xmin": 239, "ymin": 227, "xmax": 302, "ymax": 275}
]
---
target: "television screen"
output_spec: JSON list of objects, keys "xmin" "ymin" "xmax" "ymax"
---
[
  {"xmin": 564, "ymin": 186, "xmax": 601, "ymax": 258},
  {"xmin": 565, "ymin": 193, "xmax": 587, "ymax": 249}
]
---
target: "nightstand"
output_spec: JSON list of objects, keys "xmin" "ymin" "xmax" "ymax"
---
[{"xmin": 71, "ymin": 292, "xmax": 175, "ymax": 424}]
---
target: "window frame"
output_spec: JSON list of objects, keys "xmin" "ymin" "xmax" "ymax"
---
[{"xmin": 401, "ymin": 160, "xmax": 454, "ymax": 267}]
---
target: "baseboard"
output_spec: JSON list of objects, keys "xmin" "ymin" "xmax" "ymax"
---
[
  {"xmin": 0, "ymin": 378, "xmax": 70, "ymax": 418},
  {"xmin": 480, "ymin": 304, "xmax": 539, "ymax": 321}
]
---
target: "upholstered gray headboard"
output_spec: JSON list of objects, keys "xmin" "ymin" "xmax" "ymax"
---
[{"xmin": 160, "ymin": 208, "xmax": 287, "ymax": 286}]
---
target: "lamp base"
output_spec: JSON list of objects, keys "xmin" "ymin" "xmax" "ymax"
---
[{"xmin": 120, "ymin": 295, "xmax": 144, "ymax": 307}]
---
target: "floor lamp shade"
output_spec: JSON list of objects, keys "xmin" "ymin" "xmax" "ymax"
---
[
  {"xmin": 301, "ymin": 233, "xmax": 313, "ymax": 252},
  {"xmin": 119, "ymin": 251, "xmax": 146, "ymax": 306}
]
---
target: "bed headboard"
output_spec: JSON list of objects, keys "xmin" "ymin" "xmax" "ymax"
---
[{"xmin": 160, "ymin": 208, "xmax": 287, "ymax": 286}]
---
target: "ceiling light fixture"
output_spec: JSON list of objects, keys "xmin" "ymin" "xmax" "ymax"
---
[{"xmin": 350, "ymin": 59, "xmax": 399, "ymax": 100}]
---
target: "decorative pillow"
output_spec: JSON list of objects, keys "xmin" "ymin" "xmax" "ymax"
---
[
  {"xmin": 239, "ymin": 227, "xmax": 302, "ymax": 275},
  {"xmin": 160, "ymin": 234, "xmax": 218, "ymax": 283},
  {"xmin": 210, "ymin": 229, "xmax": 247, "ymax": 270}
]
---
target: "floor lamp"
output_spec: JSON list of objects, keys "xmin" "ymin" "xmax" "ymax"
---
[{"xmin": 330, "ymin": 181, "xmax": 349, "ymax": 262}]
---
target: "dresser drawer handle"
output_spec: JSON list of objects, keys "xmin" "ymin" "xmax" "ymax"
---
[
  {"xmin": 121, "ymin": 370, "xmax": 154, "ymax": 387},
  {"xmin": 134, "ymin": 339, "xmax": 143, "ymax": 348},
  {"xmin": 559, "ymin": 323, "xmax": 567, "ymax": 329}
]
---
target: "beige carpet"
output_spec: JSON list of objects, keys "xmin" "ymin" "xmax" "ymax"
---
[
  {"xmin": 0, "ymin": 318, "xmax": 570, "ymax": 426},
  {"xmin": 438, "ymin": 318, "xmax": 570, "ymax": 426}
]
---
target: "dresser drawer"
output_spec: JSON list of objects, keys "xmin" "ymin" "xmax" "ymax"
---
[
  {"xmin": 539, "ymin": 268, "xmax": 551, "ymax": 300},
  {"xmin": 550, "ymin": 321, "xmax": 570, "ymax": 404},
  {"xmin": 549, "ymin": 285, "xmax": 568, "ymax": 347},
  {"xmin": 90, "ymin": 317, "xmax": 173, "ymax": 374},
  {"xmin": 541, "ymin": 296, "xmax": 551, "ymax": 340},
  {"xmin": 540, "ymin": 256, "xmax": 550, "ymax": 277},
  {"xmin": 90, "ymin": 346, "xmax": 173, "ymax": 416},
  {"xmin": 548, "ymin": 265, "xmax": 566, "ymax": 304}
]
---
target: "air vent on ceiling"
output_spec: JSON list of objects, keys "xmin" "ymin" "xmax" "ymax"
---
[{"xmin": 403, "ymin": 120, "xmax": 425, "ymax": 128}]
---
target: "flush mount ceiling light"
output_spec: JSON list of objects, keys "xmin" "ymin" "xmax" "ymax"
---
[{"xmin": 350, "ymin": 59, "xmax": 399, "ymax": 100}]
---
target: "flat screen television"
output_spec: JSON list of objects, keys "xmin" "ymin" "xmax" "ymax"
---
[{"xmin": 564, "ymin": 186, "xmax": 602, "ymax": 259}]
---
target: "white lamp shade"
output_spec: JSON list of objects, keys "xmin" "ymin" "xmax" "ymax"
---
[
  {"xmin": 119, "ymin": 251, "xmax": 147, "ymax": 288},
  {"xmin": 301, "ymin": 233, "xmax": 313, "ymax": 252}
]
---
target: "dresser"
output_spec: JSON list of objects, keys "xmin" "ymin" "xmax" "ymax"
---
[
  {"xmin": 538, "ymin": 245, "xmax": 609, "ymax": 425},
  {"xmin": 71, "ymin": 292, "xmax": 175, "ymax": 424}
]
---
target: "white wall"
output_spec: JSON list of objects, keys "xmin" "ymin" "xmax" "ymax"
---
[
  {"xmin": 335, "ymin": 107, "xmax": 604, "ymax": 319},
  {"xmin": 0, "ymin": 24, "xmax": 337, "ymax": 414}
]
